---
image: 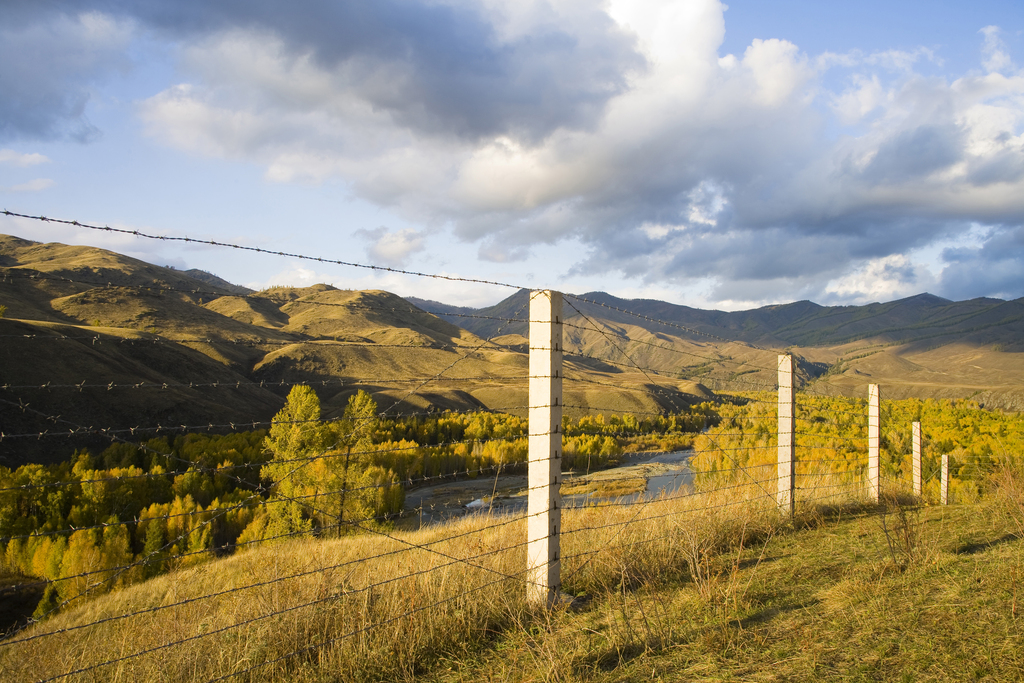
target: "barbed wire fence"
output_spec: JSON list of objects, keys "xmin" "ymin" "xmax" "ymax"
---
[{"xmin": 0, "ymin": 210, "xmax": 1004, "ymax": 681}]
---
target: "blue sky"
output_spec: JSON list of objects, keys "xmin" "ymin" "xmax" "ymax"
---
[{"xmin": 1, "ymin": 0, "xmax": 1022, "ymax": 309}]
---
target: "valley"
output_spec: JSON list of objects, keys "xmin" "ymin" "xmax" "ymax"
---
[{"xmin": 3, "ymin": 232, "xmax": 1023, "ymax": 468}]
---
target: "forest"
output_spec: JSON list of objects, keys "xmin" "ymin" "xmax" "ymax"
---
[
  {"xmin": 691, "ymin": 393, "xmax": 1024, "ymax": 503},
  {"xmin": 3, "ymin": 387, "xmax": 1020, "ymax": 622},
  {"xmin": 0, "ymin": 387, "xmax": 711, "ymax": 619}
]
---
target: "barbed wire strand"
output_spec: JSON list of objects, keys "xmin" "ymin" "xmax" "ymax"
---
[{"xmin": 1, "ymin": 211, "xmax": 522, "ymax": 291}]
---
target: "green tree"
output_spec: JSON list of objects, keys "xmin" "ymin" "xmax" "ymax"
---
[
  {"xmin": 264, "ymin": 385, "xmax": 328, "ymax": 462},
  {"xmin": 172, "ymin": 467, "xmax": 215, "ymax": 508},
  {"xmin": 334, "ymin": 391, "xmax": 379, "ymax": 529},
  {"xmin": 352, "ymin": 465, "xmax": 404, "ymax": 521},
  {"xmin": 258, "ymin": 386, "xmax": 329, "ymax": 539}
]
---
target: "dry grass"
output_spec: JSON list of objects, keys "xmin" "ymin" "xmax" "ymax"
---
[
  {"xmin": 432, "ymin": 497, "xmax": 1024, "ymax": 683},
  {"xmin": 0, "ymin": 481, "xmax": 782, "ymax": 682},
  {"xmin": 3, "ymin": 470, "xmax": 1023, "ymax": 682},
  {"xmin": 993, "ymin": 459, "xmax": 1024, "ymax": 539},
  {"xmin": 1, "ymin": 514, "xmax": 529, "ymax": 682}
]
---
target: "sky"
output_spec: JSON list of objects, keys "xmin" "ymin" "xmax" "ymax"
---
[{"xmin": 1, "ymin": 0, "xmax": 1023, "ymax": 310}]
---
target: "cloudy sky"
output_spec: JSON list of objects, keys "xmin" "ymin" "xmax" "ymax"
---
[{"xmin": 1, "ymin": 0, "xmax": 1022, "ymax": 309}]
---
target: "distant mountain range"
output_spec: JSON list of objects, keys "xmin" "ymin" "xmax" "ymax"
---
[
  {"xmin": 3, "ymin": 233, "xmax": 1022, "ymax": 464},
  {"xmin": 411, "ymin": 288, "xmax": 1024, "ymax": 410},
  {"xmin": 410, "ymin": 290, "xmax": 1024, "ymax": 350}
]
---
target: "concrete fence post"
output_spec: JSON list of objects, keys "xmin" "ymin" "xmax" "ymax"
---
[
  {"xmin": 941, "ymin": 453, "xmax": 949, "ymax": 506},
  {"xmin": 527, "ymin": 290, "xmax": 562, "ymax": 607},
  {"xmin": 777, "ymin": 354, "xmax": 795, "ymax": 516},
  {"xmin": 912, "ymin": 421, "xmax": 922, "ymax": 497},
  {"xmin": 868, "ymin": 384, "xmax": 880, "ymax": 503}
]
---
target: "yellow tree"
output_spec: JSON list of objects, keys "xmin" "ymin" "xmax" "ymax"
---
[
  {"xmin": 333, "ymin": 390, "xmax": 386, "ymax": 530},
  {"xmin": 259, "ymin": 385, "xmax": 329, "ymax": 539}
]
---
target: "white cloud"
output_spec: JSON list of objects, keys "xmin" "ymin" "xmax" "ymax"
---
[
  {"xmin": 865, "ymin": 48, "xmax": 941, "ymax": 73},
  {"xmin": 832, "ymin": 74, "xmax": 886, "ymax": 124},
  {"xmin": 130, "ymin": 2, "xmax": 1024, "ymax": 304},
  {"xmin": 640, "ymin": 223, "xmax": 673, "ymax": 239},
  {"xmin": 980, "ymin": 26, "xmax": 1013, "ymax": 74},
  {"xmin": 818, "ymin": 47, "xmax": 940, "ymax": 74},
  {"xmin": 355, "ymin": 226, "xmax": 426, "ymax": 267},
  {"xmin": 0, "ymin": 150, "xmax": 50, "ymax": 166},
  {"xmin": 5, "ymin": 178, "xmax": 54, "ymax": 192},
  {"xmin": 824, "ymin": 254, "xmax": 936, "ymax": 305},
  {"xmin": 687, "ymin": 180, "xmax": 728, "ymax": 226},
  {"xmin": 742, "ymin": 38, "xmax": 813, "ymax": 107},
  {"xmin": 608, "ymin": 0, "xmax": 724, "ymax": 68}
]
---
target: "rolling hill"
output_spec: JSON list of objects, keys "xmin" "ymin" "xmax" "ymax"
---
[
  {"xmin": 413, "ymin": 290, "xmax": 1024, "ymax": 350},
  {"xmin": 412, "ymin": 288, "xmax": 1024, "ymax": 410},
  {"xmin": 0, "ymin": 235, "xmax": 709, "ymax": 465},
  {"xmin": 3, "ymin": 232, "xmax": 1022, "ymax": 464}
]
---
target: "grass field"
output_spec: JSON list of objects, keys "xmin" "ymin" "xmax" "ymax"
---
[
  {"xmin": 3, "ymin": 469, "xmax": 1022, "ymax": 682},
  {"xmin": 436, "ymin": 502, "xmax": 1023, "ymax": 683}
]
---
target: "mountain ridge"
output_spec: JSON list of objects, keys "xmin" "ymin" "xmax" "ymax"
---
[
  {"xmin": 413, "ymin": 289, "xmax": 1021, "ymax": 349},
  {"xmin": 3, "ymin": 233, "xmax": 1023, "ymax": 468},
  {"xmin": 0, "ymin": 235, "xmax": 713, "ymax": 464}
]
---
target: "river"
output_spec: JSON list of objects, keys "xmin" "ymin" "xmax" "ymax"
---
[{"xmin": 400, "ymin": 450, "xmax": 694, "ymax": 528}]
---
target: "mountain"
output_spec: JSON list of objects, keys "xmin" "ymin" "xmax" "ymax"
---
[
  {"xmin": 414, "ymin": 289, "xmax": 1024, "ymax": 350},
  {"xmin": 3, "ymin": 232, "xmax": 1022, "ymax": 464},
  {"xmin": 181, "ymin": 268, "xmax": 254, "ymax": 296},
  {"xmin": 405, "ymin": 297, "xmax": 477, "ymax": 317},
  {"xmin": 0, "ymin": 235, "xmax": 710, "ymax": 464},
  {"xmin": 411, "ymin": 289, "xmax": 1024, "ymax": 411}
]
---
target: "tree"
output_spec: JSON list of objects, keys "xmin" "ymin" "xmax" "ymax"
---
[
  {"xmin": 141, "ymin": 518, "xmax": 167, "ymax": 578},
  {"xmin": 57, "ymin": 529, "xmax": 102, "ymax": 604},
  {"xmin": 258, "ymin": 386, "xmax": 329, "ymax": 538},
  {"xmin": 334, "ymin": 391, "xmax": 380, "ymax": 530},
  {"xmin": 264, "ymin": 385, "xmax": 328, "ymax": 462},
  {"xmin": 353, "ymin": 465, "xmax": 404, "ymax": 521}
]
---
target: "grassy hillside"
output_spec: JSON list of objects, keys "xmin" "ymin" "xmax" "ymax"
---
[
  {"xmin": 2, "ymin": 478, "xmax": 1021, "ymax": 682},
  {"xmin": 0, "ymin": 236, "xmax": 709, "ymax": 464},
  {"xmin": 415, "ymin": 289, "xmax": 1024, "ymax": 409},
  {"xmin": 426, "ymin": 289, "xmax": 1024, "ymax": 351}
]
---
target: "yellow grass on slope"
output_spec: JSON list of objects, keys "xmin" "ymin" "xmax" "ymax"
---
[{"xmin": 0, "ymin": 478, "xmax": 815, "ymax": 683}]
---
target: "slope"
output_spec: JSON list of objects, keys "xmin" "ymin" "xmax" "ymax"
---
[
  {"xmin": 2, "ymin": 495, "xmax": 1020, "ymax": 682},
  {"xmin": 416, "ymin": 289, "xmax": 1024, "ymax": 408},
  {"xmin": 0, "ymin": 236, "xmax": 712, "ymax": 464}
]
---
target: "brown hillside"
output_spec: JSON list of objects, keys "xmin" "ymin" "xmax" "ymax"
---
[
  {"xmin": 420, "ymin": 289, "xmax": 1024, "ymax": 408},
  {"xmin": 0, "ymin": 235, "xmax": 713, "ymax": 464},
  {"xmin": 203, "ymin": 295, "xmax": 290, "ymax": 329}
]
